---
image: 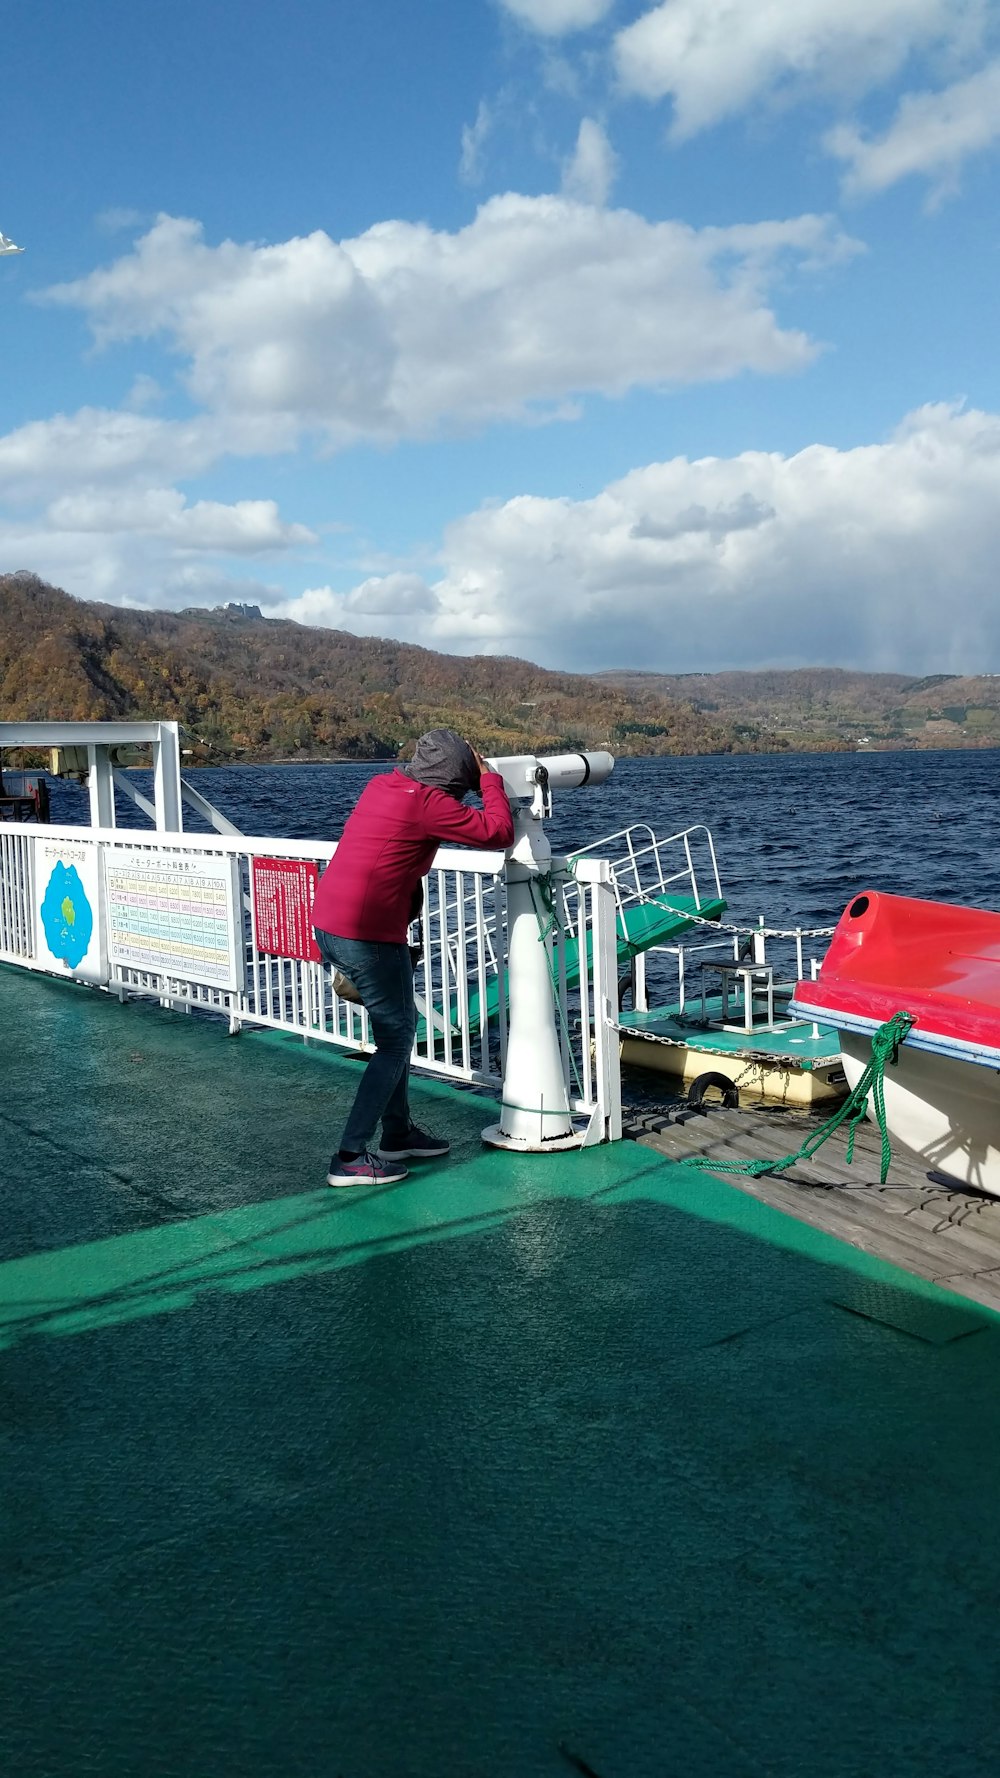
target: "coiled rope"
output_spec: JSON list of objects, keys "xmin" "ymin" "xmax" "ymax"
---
[{"xmin": 690, "ymin": 1010, "xmax": 916, "ymax": 1185}]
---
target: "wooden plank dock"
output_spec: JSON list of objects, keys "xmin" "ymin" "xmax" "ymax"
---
[{"xmin": 624, "ymin": 1100, "xmax": 1000, "ymax": 1314}]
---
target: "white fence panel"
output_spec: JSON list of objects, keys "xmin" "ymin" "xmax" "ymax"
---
[
  {"xmin": 0, "ymin": 829, "xmax": 33, "ymax": 960},
  {"xmin": 0, "ymin": 819, "xmax": 623, "ymax": 1142}
]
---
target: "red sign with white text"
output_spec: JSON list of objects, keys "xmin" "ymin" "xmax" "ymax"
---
[{"xmin": 252, "ymin": 857, "xmax": 322, "ymax": 962}]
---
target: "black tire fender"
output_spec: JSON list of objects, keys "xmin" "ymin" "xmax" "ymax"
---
[{"xmin": 687, "ymin": 1071, "xmax": 739, "ymax": 1110}]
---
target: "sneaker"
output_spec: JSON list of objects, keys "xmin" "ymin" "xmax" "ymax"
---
[
  {"xmin": 378, "ymin": 1125, "xmax": 451, "ymax": 1161},
  {"xmin": 327, "ymin": 1151, "xmax": 409, "ymax": 1187}
]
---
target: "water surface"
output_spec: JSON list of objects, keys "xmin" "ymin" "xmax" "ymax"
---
[{"xmin": 51, "ymin": 748, "xmax": 1000, "ymax": 929}]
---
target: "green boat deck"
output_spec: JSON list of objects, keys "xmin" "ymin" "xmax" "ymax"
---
[
  {"xmin": 4, "ymin": 962, "xmax": 1000, "ymax": 1776},
  {"xmin": 620, "ymin": 996, "xmax": 843, "ymax": 1067}
]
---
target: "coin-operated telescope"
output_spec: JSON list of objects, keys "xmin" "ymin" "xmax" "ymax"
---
[{"xmin": 480, "ymin": 750, "xmax": 615, "ymax": 1154}]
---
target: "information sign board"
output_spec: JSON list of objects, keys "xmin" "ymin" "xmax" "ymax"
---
[
  {"xmin": 35, "ymin": 834, "xmax": 107, "ymax": 984},
  {"xmin": 252, "ymin": 857, "xmax": 321, "ymax": 962},
  {"xmin": 104, "ymin": 848, "xmax": 244, "ymax": 991}
]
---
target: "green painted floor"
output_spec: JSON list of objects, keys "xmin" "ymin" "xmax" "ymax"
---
[
  {"xmin": 3, "ymin": 963, "xmax": 1000, "ymax": 1777},
  {"xmin": 621, "ymin": 1000, "xmax": 842, "ymax": 1063}
]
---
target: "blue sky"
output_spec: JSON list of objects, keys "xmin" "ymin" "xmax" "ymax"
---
[{"xmin": 4, "ymin": 0, "xmax": 1000, "ymax": 673}]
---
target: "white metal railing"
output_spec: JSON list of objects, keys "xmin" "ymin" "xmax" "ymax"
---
[
  {"xmin": 0, "ymin": 828, "xmax": 33, "ymax": 959},
  {"xmin": 631, "ymin": 920, "xmax": 834, "ymax": 1024},
  {"xmin": 0, "ymin": 819, "xmax": 622, "ymax": 1142},
  {"xmin": 569, "ymin": 821, "xmax": 722, "ymax": 931},
  {"xmin": 436, "ymin": 820, "xmax": 720, "ymax": 991}
]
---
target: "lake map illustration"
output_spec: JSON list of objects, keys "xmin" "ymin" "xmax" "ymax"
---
[{"xmin": 39, "ymin": 860, "xmax": 94, "ymax": 970}]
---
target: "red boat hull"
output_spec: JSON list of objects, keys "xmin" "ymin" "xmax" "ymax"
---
[
  {"xmin": 791, "ymin": 889, "xmax": 1000, "ymax": 1062},
  {"xmin": 790, "ymin": 890, "xmax": 1000, "ymax": 1193}
]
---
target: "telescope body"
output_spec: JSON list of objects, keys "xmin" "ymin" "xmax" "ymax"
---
[
  {"xmin": 480, "ymin": 747, "xmax": 615, "ymax": 1153},
  {"xmin": 485, "ymin": 750, "xmax": 614, "ymax": 801}
]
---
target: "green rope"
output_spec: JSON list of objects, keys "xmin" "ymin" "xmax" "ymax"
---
[
  {"xmin": 500, "ymin": 1100, "xmax": 580, "ymax": 1118},
  {"xmin": 690, "ymin": 1010, "xmax": 915, "ymax": 1186},
  {"xmin": 531, "ymin": 868, "xmax": 560, "ymax": 941}
]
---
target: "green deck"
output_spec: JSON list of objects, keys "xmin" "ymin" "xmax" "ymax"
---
[
  {"xmin": 621, "ymin": 997, "xmax": 842, "ymax": 1067},
  {"xmin": 4, "ymin": 961, "xmax": 1000, "ymax": 1776}
]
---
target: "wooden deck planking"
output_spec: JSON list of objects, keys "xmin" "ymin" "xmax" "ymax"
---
[{"xmin": 625, "ymin": 1103, "xmax": 1000, "ymax": 1314}]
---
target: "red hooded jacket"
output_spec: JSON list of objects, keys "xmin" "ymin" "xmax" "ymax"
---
[{"xmin": 311, "ymin": 767, "xmax": 515, "ymax": 943}]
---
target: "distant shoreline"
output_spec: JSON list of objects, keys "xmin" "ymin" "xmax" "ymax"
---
[{"xmin": 179, "ymin": 738, "xmax": 1000, "ymax": 768}]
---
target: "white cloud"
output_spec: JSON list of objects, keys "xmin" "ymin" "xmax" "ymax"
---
[
  {"xmin": 42, "ymin": 204, "xmax": 856, "ymax": 451},
  {"xmin": 0, "ymin": 431, "xmax": 314, "ymax": 612},
  {"xmin": 498, "ymin": 0, "xmax": 615, "ymax": 37},
  {"xmin": 291, "ymin": 574, "xmax": 440, "ymax": 626},
  {"xmin": 274, "ymin": 404, "xmax": 1000, "ymax": 675},
  {"xmin": 45, "ymin": 488, "xmax": 315, "ymax": 552},
  {"xmin": 0, "ymin": 408, "xmax": 224, "ymax": 499},
  {"xmin": 827, "ymin": 58, "xmax": 1000, "ymax": 199},
  {"xmin": 95, "ymin": 207, "xmax": 146, "ymax": 235},
  {"xmin": 614, "ymin": 0, "xmax": 984, "ymax": 138},
  {"xmin": 460, "ymin": 101, "xmax": 494, "ymax": 185},
  {"xmin": 561, "ymin": 118, "xmax": 619, "ymax": 205},
  {"xmin": 0, "ymin": 194, "xmax": 856, "ymax": 634},
  {"xmin": 123, "ymin": 374, "xmax": 165, "ymax": 412},
  {"xmin": 0, "ymin": 503, "xmax": 291, "ymax": 611}
]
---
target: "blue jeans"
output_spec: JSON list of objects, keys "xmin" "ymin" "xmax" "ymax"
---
[{"xmin": 314, "ymin": 929, "xmax": 415, "ymax": 1153}]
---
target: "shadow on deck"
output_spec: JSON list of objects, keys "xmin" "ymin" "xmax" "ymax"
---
[{"xmin": 3, "ymin": 964, "xmax": 1000, "ymax": 1778}]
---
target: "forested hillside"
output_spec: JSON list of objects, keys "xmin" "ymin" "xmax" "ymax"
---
[
  {"xmin": 6, "ymin": 575, "xmax": 994, "ymax": 758},
  {"xmin": 0, "ymin": 573, "xmax": 753, "ymax": 759},
  {"xmin": 597, "ymin": 667, "xmax": 1000, "ymax": 749}
]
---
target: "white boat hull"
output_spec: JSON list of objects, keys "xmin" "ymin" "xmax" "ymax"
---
[{"xmin": 841, "ymin": 1032, "xmax": 1000, "ymax": 1196}]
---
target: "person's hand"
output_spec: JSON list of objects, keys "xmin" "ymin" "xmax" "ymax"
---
[{"xmin": 471, "ymin": 746, "xmax": 489, "ymax": 780}]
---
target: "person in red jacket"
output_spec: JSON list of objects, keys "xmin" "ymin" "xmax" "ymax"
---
[{"xmin": 312, "ymin": 729, "xmax": 515, "ymax": 1186}]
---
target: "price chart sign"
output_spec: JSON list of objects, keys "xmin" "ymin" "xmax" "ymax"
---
[
  {"xmin": 252, "ymin": 857, "xmax": 321, "ymax": 962},
  {"xmin": 105, "ymin": 848, "xmax": 244, "ymax": 990}
]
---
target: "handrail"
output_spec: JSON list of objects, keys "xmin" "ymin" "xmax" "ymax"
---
[
  {"xmin": 570, "ymin": 820, "xmax": 722, "ymax": 911},
  {"xmin": 0, "ymin": 816, "xmax": 621, "ymax": 1140},
  {"xmin": 630, "ymin": 921, "xmax": 833, "ymax": 1017}
]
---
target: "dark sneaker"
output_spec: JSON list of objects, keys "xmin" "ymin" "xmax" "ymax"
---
[
  {"xmin": 378, "ymin": 1126, "xmax": 451, "ymax": 1161},
  {"xmin": 327, "ymin": 1151, "xmax": 409, "ymax": 1187}
]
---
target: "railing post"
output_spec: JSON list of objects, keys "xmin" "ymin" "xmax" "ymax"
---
[
  {"xmin": 634, "ymin": 947, "xmax": 647, "ymax": 1014},
  {"xmin": 587, "ymin": 859, "xmax": 622, "ymax": 1143},
  {"xmin": 87, "ymin": 746, "xmax": 116, "ymax": 828},
  {"xmin": 152, "ymin": 723, "xmax": 183, "ymax": 832}
]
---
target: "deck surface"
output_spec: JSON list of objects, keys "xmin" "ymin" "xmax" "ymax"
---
[
  {"xmin": 6, "ymin": 962, "xmax": 1000, "ymax": 1776},
  {"xmin": 620, "ymin": 1001, "xmax": 842, "ymax": 1064},
  {"xmin": 626, "ymin": 1100, "xmax": 1000, "ymax": 1313}
]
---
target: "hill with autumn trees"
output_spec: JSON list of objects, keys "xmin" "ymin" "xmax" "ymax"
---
[
  {"xmin": 596, "ymin": 667, "xmax": 1000, "ymax": 750},
  {"xmin": 0, "ymin": 573, "xmax": 753, "ymax": 759},
  {"xmin": 7, "ymin": 574, "xmax": 991, "ymax": 757}
]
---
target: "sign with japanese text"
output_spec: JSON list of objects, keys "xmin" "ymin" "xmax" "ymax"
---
[
  {"xmin": 252, "ymin": 857, "xmax": 321, "ymax": 962},
  {"xmin": 104, "ymin": 848, "xmax": 244, "ymax": 991}
]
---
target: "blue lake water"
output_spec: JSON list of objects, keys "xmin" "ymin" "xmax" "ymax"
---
[{"xmin": 49, "ymin": 748, "xmax": 1000, "ymax": 929}]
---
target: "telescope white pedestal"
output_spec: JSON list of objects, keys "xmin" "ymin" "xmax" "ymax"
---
[{"xmin": 481, "ymin": 809, "xmax": 587, "ymax": 1154}]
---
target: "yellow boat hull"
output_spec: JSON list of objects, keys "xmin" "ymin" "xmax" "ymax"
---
[{"xmin": 620, "ymin": 1033, "xmax": 847, "ymax": 1107}]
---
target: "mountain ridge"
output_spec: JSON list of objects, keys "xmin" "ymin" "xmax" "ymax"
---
[
  {"xmin": 3, "ymin": 573, "xmax": 995, "ymax": 758},
  {"xmin": 595, "ymin": 666, "xmax": 1000, "ymax": 750},
  {"xmin": 0, "ymin": 573, "xmax": 762, "ymax": 759}
]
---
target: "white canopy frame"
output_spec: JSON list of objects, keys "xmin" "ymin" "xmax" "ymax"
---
[{"xmin": 0, "ymin": 721, "xmax": 240, "ymax": 835}]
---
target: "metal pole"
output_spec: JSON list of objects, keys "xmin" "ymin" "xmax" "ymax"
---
[{"xmin": 152, "ymin": 723, "xmax": 183, "ymax": 832}]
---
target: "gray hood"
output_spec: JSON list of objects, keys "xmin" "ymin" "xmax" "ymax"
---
[{"xmin": 403, "ymin": 729, "xmax": 480, "ymax": 799}]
